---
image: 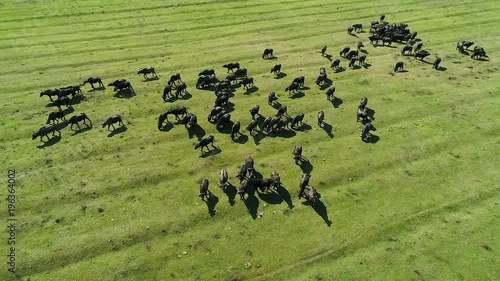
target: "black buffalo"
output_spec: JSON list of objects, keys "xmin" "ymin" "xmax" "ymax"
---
[
  {"xmin": 46, "ymin": 109, "xmax": 66, "ymax": 124},
  {"xmin": 298, "ymin": 173, "xmax": 311, "ymax": 199},
  {"xmin": 262, "ymin": 48, "xmax": 273, "ymax": 59},
  {"xmin": 102, "ymin": 115, "xmax": 124, "ymax": 130},
  {"xmin": 432, "ymin": 58, "xmax": 442, "ymax": 70},
  {"xmin": 246, "ymin": 120, "xmax": 258, "ymax": 134},
  {"xmin": 67, "ymin": 113, "xmax": 92, "ymax": 130},
  {"xmin": 285, "ymin": 82, "xmax": 300, "ymax": 94},
  {"xmin": 293, "ymin": 76, "xmax": 305, "ymax": 87},
  {"xmin": 291, "ymin": 113, "xmax": 305, "ymax": 128},
  {"xmin": 249, "ymin": 105, "xmax": 260, "ymax": 120},
  {"xmin": 231, "ymin": 121, "xmax": 241, "ymax": 141},
  {"xmin": 208, "ymin": 106, "xmax": 224, "ymax": 122},
  {"xmin": 340, "ymin": 46, "xmax": 350, "ymax": 57},
  {"xmin": 138, "ymin": 67, "xmax": 158, "ymax": 80},
  {"xmin": 318, "ymin": 111, "xmax": 325, "ymax": 126},
  {"xmin": 361, "ymin": 122, "xmax": 374, "ymax": 141},
  {"xmin": 199, "ymin": 179, "xmax": 210, "ymax": 201},
  {"xmin": 219, "ymin": 169, "xmax": 229, "ymax": 190},
  {"xmin": 83, "ymin": 77, "xmax": 104, "ymax": 89},
  {"xmin": 321, "ymin": 45, "xmax": 327, "ymax": 56},
  {"xmin": 270, "ymin": 64, "xmax": 281, "ymax": 75},
  {"xmin": 195, "ymin": 135, "xmax": 215, "ymax": 151},
  {"xmin": 293, "ymin": 145, "xmax": 303, "ymax": 164},
  {"xmin": 216, "ymin": 113, "xmax": 231, "ymax": 129},
  {"xmin": 32, "ymin": 124, "xmax": 61, "ymax": 141},
  {"xmin": 223, "ymin": 62, "xmax": 240, "ymax": 72},
  {"xmin": 268, "ymin": 91, "xmax": 278, "ymax": 105},
  {"xmin": 394, "ymin": 61, "xmax": 404, "ymax": 72},
  {"xmin": 401, "ymin": 45, "xmax": 412, "ymax": 55},
  {"xmin": 331, "ymin": 59, "xmax": 340, "ymax": 70},
  {"xmin": 239, "ymin": 77, "xmax": 254, "ymax": 89},
  {"xmin": 245, "ymin": 156, "xmax": 255, "ymax": 178},
  {"xmin": 198, "ymin": 69, "xmax": 215, "ymax": 77},
  {"xmin": 325, "ymin": 87, "xmax": 335, "ymax": 101}
]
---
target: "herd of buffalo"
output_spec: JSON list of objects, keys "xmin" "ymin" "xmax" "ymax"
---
[{"xmin": 33, "ymin": 15, "xmax": 488, "ymax": 215}]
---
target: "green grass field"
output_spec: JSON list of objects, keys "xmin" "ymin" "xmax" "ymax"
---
[{"xmin": 1, "ymin": 0, "xmax": 499, "ymax": 280}]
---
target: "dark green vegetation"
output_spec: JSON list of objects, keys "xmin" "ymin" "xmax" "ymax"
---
[{"xmin": 1, "ymin": 0, "xmax": 499, "ymax": 280}]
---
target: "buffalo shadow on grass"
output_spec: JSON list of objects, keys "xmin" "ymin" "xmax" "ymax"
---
[
  {"xmin": 264, "ymin": 55, "xmax": 278, "ymax": 60},
  {"xmin": 244, "ymin": 195, "xmax": 259, "ymax": 219},
  {"xmin": 293, "ymin": 123, "xmax": 312, "ymax": 132},
  {"xmin": 71, "ymin": 125, "xmax": 92, "ymax": 136},
  {"xmin": 251, "ymin": 131, "xmax": 265, "ymax": 145},
  {"xmin": 473, "ymin": 57, "xmax": 490, "ymax": 62},
  {"xmin": 223, "ymin": 183, "xmax": 238, "ymax": 206},
  {"xmin": 113, "ymin": 89, "xmax": 136, "ymax": 99},
  {"xmin": 334, "ymin": 67, "xmax": 346, "ymax": 73},
  {"xmin": 88, "ymin": 86, "xmax": 106, "ymax": 92},
  {"xmin": 364, "ymin": 134, "xmax": 380, "ymax": 144},
  {"xmin": 36, "ymin": 135, "xmax": 61, "ymax": 149},
  {"xmin": 288, "ymin": 91, "xmax": 305, "ymax": 99},
  {"xmin": 362, "ymin": 63, "xmax": 372, "ymax": 69},
  {"xmin": 159, "ymin": 122, "xmax": 174, "ymax": 132},
  {"xmin": 200, "ymin": 146, "xmax": 222, "ymax": 158},
  {"xmin": 273, "ymin": 128, "xmax": 296, "ymax": 138},
  {"xmin": 311, "ymin": 199, "xmax": 332, "ymax": 227},
  {"xmin": 223, "ymin": 101, "xmax": 235, "ymax": 113},
  {"xmin": 321, "ymin": 122, "xmax": 334, "ymax": 138},
  {"xmin": 331, "ymin": 96, "xmax": 343, "ymax": 108},
  {"xmin": 271, "ymin": 101, "xmax": 282, "ymax": 109},
  {"xmin": 277, "ymin": 185, "xmax": 294, "ymax": 209},
  {"xmin": 142, "ymin": 76, "xmax": 160, "ymax": 82},
  {"xmin": 436, "ymin": 66, "xmax": 447, "ymax": 71},
  {"xmin": 348, "ymin": 33, "xmax": 358, "ymax": 38},
  {"xmin": 323, "ymin": 54, "xmax": 333, "ymax": 61},
  {"xmin": 301, "ymin": 86, "xmax": 311, "ymax": 91},
  {"xmin": 366, "ymin": 107, "xmax": 376, "ymax": 120},
  {"xmin": 319, "ymin": 78, "xmax": 333, "ymax": 90},
  {"xmin": 258, "ymin": 191, "xmax": 283, "ymax": 205},
  {"xmin": 187, "ymin": 124, "xmax": 206, "ymax": 140},
  {"xmin": 107, "ymin": 126, "xmax": 127, "ymax": 137},
  {"xmin": 275, "ymin": 72, "xmax": 287, "ymax": 79},
  {"xmin": 68, "ymin": 95, "xmax": 85, "ymax": 105},
  {"xmin": 177, "ymin": 92, "xmax": 192, "ymax": 101},
  {"xmin": 416, "ymin": 59, "xmax": 432, "ymax": 64},
  {"xmin": 205, "ymin": 191, "xmax": 219, "ymax": 217},
  {"xmin": 244, "ymin": 86, "xmax": 259, "ymax": 95},
  {"xmin": 217, "ymin": 120, "xmax": 235, "ymax": 134},
  {"xmin": 298, "ymin": 159, "xmax": 314, "ymax": 173},
  {"xmin": 233, "ymin": 134, "xmax": 248, "ymax": 144},
  {"xmin": 350, "ymin": 65, "xmax": 362, "ymax": 70}
]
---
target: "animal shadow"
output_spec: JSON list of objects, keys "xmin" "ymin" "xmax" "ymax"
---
[
  {"xmin": 244, "ymin": 86, "xmax": 259, "ymax": 95},
  {"xmin": 298, "ymin": 159, "xmax": 313, "ymax": 173},
  {"xmin": 364, "ymin": 134, "xmax": 380, "ymax": 144},
  {"xmin": 436, "ymin": 66, "xmax": 447, "ymax": 71},
  {"xmin": 188, "ymin": 124, "xmax": 206, "ymax": 140},
  {"xmin": 244, "ymin": 195, "xmax": 259, "ymax": 219},
  {"xmin": 71, "ymin": 126, "xmax": 92, "ymax": 136},
  {"xmin": 275, "ymin": 72, "xmax": 287, "ymax": 79},
  {"xmin": 258, "ymin": 191, "xmax": 283, "ymax": 205},
  {"xmin": 36, "ymin": 135, "xmax": 61, "ymax": 149},
  {"xmin": 321, "ymin": 122, "xmax": 334, "ymax": 138},
  {"xmin": 113, "ymin": 89, "xmax": 136, "ymax": 99},
  {"xmin": 107, "ymin": 126, "xmax": 127, "ymax": 137},
  {"xmin": 178, "ymin": 92, "xmax": 192, "ymax": 100},
  {"xmin": 274, "ymin": 129, "xmax": 296, "ymax": 138},
  {"xmin": 349, "ymin": 33, "xmax": 358, "ymax": 38},
  {"xmin": 205, "ymin": 192, "xmax": 219, "ymax": 217},
  {"xmin": 362, "ymin": 63, "xmax": 372, "ymax": 69},
  {"xmin": 334, "ymin": 67, "xmax": 345, "ymax": 73},
  {"xmin": 223, "ymin": 183, "xmax": 238, "ymax": 206},
  {"xmin": 200, "ymin": 146, "xmax": 222, "ymax": 158},
  {"xmin": 319, "ymin": 78, "xmax": 333, "ymax": 90},
  {"xmin": 234, "ymin": 134, "xmax": 249, "ymax": 144},
  {"xmin": 142, "ymin": 77, "xmax": 160, "ymax": 82},
  {"xmin": 159, "ymin": 122, "xmax": 174, "ymax": 132},
  {"xmin": 271, "ymin": 101, "xmax": 282, "ymax": 109},
  {"xmin": 351, "ymin": 65, "xmax": 362, "ymax": 70},
  {"xmin": 294, "ymin": 123, "xmax": 312, "ymax": 132},
  {"xmin": 68, "ymin": 95, "xmax": 85, "ymax": 105},
  {"xmin": 312, "ymin": 200, "xmax": 332, "ymax": 227},
  {"xmin": 288, "ymin": 91, "xmax": 305, "ymax": 99},
  {"xmin": 331, "ymin": 97, "xmax": 343, "ymax": 108},
  {"xmin": 217, "ymin": 120, "xmax": 234, "ymax": 134},
  {"xmin": 277, "ymin": 185, "xmax": 294, "ymax": 209},
  {"xmin": 323, "ymin": 54, "xmax": 333, "ymax": 61},
  {"xmin": 360, "ymin": 49, "xmax": 369, "ymax": 54},
  {"xmin": 251, "ymin": 131, "xmax": 265, "ymax": 145},
  {"xmin": 88, "ymin": 87, "xmax": 106, "ymax": 92},
  {"xmin": 366, "ymin": 108, "xmax": 376, "ymax": 120}
]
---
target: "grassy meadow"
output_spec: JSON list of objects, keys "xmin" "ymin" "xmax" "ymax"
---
[{"xmin": 1, "ymin": 0, "xmax": 499, "ymax": 280}]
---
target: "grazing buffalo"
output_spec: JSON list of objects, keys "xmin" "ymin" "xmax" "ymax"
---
[
  {"xmin": 462, "ymin": 41, "xmax": 474, "ymax": 50},
  {"xmin": 167, "ymin": 106, "xmax": 188, "ymax": 120},
  {"xmin": 175, "ymin": 82, "xmax": 188, "ymax": 98},
  {"xmin": 67, "ymin": 113, "xmax": 92, "ymax": 130},
  {"xmin": 352, "ymin": 23, "xmax": 362, "ymax": 32},
  {"xmin": 215, "ymin": 95, "xmax": 229, "ymax": 107},
  {"xmin": 316, "ymin": 74, "xmax": 327, "ymax": 85},
  {"xmin": 102, "ymin": 115, "xmax": 124, "ymax": 130},
  {"xmin": 40, "ymin": 89, "xmax": 60, "ymax": 102},
  {"xmin": 83, "ymin": 77, "xmax": 104, "ymax": 89},
  {"xmin": 108, "ymin": 79, "xmax": 126, "ymax": 87},
  {"xmin": 294, "ymin": 145, "xmax": 303, "ymax": 164},
  {"xmin": 380, "ymin": 15, "xmax": 385, "ymax": 22},
  {"xmin": 246, "ymin": 120, "xmax": 258, "ymax": 134},
  {"xmin": 320, "ymin": 67, "xmax": 326, "ymax": 76},
  {"xmin": 225, "ymin": 73, "xmax": 238, "ymax": 85},
  {"xmin": 237, "ymin": 165, "xmax": 247, "ymax": 182},
  {"xmin": 275, "ymin": 118, "xmax": 289, "ymax": 132},
  {"xmin": 197, "ymin": 76, "xmax": 218, "ymax": 89},
  {"xmin": 401, "ymin": 45, "xmax": 412, "ymax": 55},
  {"xmin": 214, "ymin": 81, "xmax": 230, "ymax": 95},
  {"xmin": 234, "ymin": 68, "xmax": 248, "ymax": 78},
  {"xmin": 137, "ymin": 67, "xmax": 158, "ymax": 80},
  {"xmin": 238, "ymin": 179, "xmax": 249, "ymax": 201},
  {"xmin": 414, "ymin": 43, "xmax": 423, "ymax": 54},
  {"xmin": 168, "ymin": 73, "xmax": 182, "ymax": 87},
  {"xmin": 293, "ymin": 76, "xmax": 305, "ymax": 87},
  {"xmin": 162, "ymin": 85, "xmax": 175, "ymax": 102},
  {"xmin": 411, "ymin": 31, "xmax": 418, "ymax": 40},
  {"xmin": 456, "ymin": 41, "xmax": 464, "ymax": 53},
  {"xmin": 199, "ymin": 179, "xmax": 210, "ymax": 201},
  {"xmin": 415, "ymin": 51, "xmax": 430, "ymax": 60},
  {"xmin": 231, "ymin": 121, "xmax": 241, "ymax": 141},
  {"xmin": 298, "ymin": 173, "xmax": 311, "ymax": 199},
  {"xmin": 347, "ymin": 26, "xmax": 354, "ymax": 35},
  {"xmin": 471, "ymin": 47, "xmax": 487, "ymax": 59},
  {"xmin": 381, "ymin": 37, "xmax": 392, "ymax": 46},
  {"xmin": 368, "ymin": 35, "xmax": 379, "ymax": 45},
  {"xmin": 46, "ymin": 109, "xmax": 66, "ymax": 124},
  {"xmin": 268, "ymin": 116, "xmax": 281, "ymax": 133},
  {"xmin": 216, "ymin": 113, "xmax": 231, "ymax": 129},
  {"xmin": 325, "ymin": 87, "xmax": 335, "ymax": 101},
  {"xmin": 291, "ymin": 113, "xmax": 305, "ymax": 128},
  {"xmin": 394, "ymin": 61, "xmax": 404, "ymax": 72},
  {"xmin": 59, "ymin": 86, "xmax": 81, "ymax": 98},
  {"xmin": 305, "ymin": 187, "xmax": 319, "ymax": 206},
  {"xmin": 432, "ymin": 58, "xmax": 442, "ymax": 70},
  {"xmin": 195, "ymin": 135, "xmax": 215, "ymax": 151},
  {"xmin": 270, "ymin": 64, "xmax": 281, "ymax": 75},
  {"xmin": 158, "ymin": 112, "xmax": 169, "ymax": 130},
  {"xmin": 182, "ymin": 113, "xmax": 197, "ymax": 128},
  {"xmin": 321, "ymin": 45, "xmax": 327, "ymax": 56},
  {"xmin": 360, "ymin": 97, "xmax": 368, "ymax": 109},
  {"xmin": 208, "ymin": 106, "xmax": 224, "ymax": 122},
  {"xmin": 340, "ymin": 46, "xmax": 350, "ymax": 57},
  {"xmin": 361, "ymin": 122, "xmax": 374, "ymax": 141},
  {"xmin": 245, "ymin": 156, "xmax": 255, "ymax": 178},
  {"xmin": 318, "ymin": 111, "xmax": 325, "ymax": 126},
  {"xmin": 357, "ymin": 107, "xmax": 369, "ymax": 123},
  {"xmin": 32, "ymin": 124, "xmax": 61, "ymax": 141},
  {"xmin": 348, "ymin": 57, "xmax": 357, "ymax": 68},
  {"xmin": 276, "ymin": 105, "xmax": 287, "ymax": 117},
  {"xmin": 51, "ymin": 96, "xmax": 72, "ymax": 110},
  {"xmin": 252, "ymin": 178, "xmax": 273, "ymax": 193},
  {"xmin": 357, "ymin": 42, "xmax": 364, "ymax": 52},
  {"xmin": 331, "ymin": 59, "xmax": 340, "ymax": 70},
  {"xmin": 239, "ymin": 77, "xmax": 254, "ymax": 89},
  {"xmin": 268, "ymin": 91, "xmax": 278, "ymax": 105},
  {"xmin": 262, "ymin": 117, "xmax": 272, "ymax": 133},
  {"xmin": 346, "ymin": 50, "xmax": 358, "ymax": 60},
  {"xmin": 219, "ymin": 169, "xmax": 229, "ymax": 190},
  {"xmin": 249, "ymin": 105, "xmax": 260, "ymax": 120},
  {"xmin": 285, "ymin": 82, "xmax": 300, "ymax": 94},
  {"xmin": 114, "ymin": 81, "xmax": 134, "ymax": 93},
  {"xmin": 271, "ymin": 171, "xmax": 281, "ymax": 189},
  {"xmin": 223, "ymin": 63, "xmax": 240, "ymax": 72},
  {"xmin": 358, "ymin": 55, "xmax": 366, "ymax": 65},
  {"xmin": 262, "ymin": 48, "xmax": 273, "ymax": 59},
  {"xmin": 198, "ymin": 69, "xmax": 215, "ymax": 77}
]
